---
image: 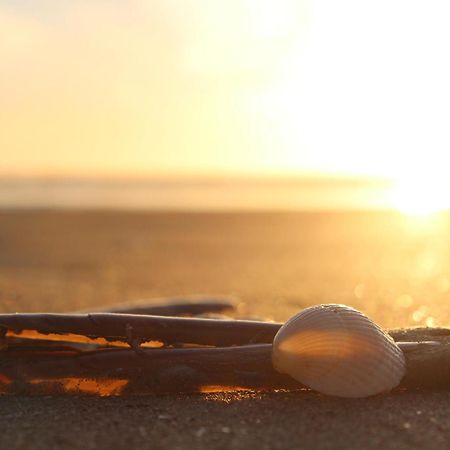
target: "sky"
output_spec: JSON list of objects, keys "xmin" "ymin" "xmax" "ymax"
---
[{"xmin": 1, "ymin": 0, "xmax": 450, "ymax": 180}]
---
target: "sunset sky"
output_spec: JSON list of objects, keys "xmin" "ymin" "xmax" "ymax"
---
[{"xmin": 1, "ymin": 0, "xmax": 450, "ymax": 181}]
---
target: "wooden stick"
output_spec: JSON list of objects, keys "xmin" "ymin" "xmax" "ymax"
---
[
  {"xmin": 1, "ymin": 327, "xmax": 449, "ymax": 395},
  {"xmin": 390, "ymin": 327, "xmax": 450, "ymax": 389},
  {"xmin": 0, "ymin": 313, "xmax": 280, "ymax": 346},
  {"xmin": 0, "ymin": 344, "xmax": 298, "ymax": 394},
  {"xmin": 1, "ymin": 311, "xmax": 448, "ymax": 349},
  {"xmin": 75, "ymin": 296, "xmax": 237, "ymax": 316}
]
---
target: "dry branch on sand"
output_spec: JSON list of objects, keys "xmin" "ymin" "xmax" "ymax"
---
[
  {"xmin": 74, "ymin": 295, "xmax": 237, "ymax": 316},
  {"xmin": 0, "ymin": 313, "xmax": 280, "ymax": 347},
  {"xmin": 0, "ymin": 299, "xmax": 449, "ymax": 396}
]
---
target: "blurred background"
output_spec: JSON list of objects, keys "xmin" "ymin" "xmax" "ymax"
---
[{"xmin": 0, "ymin": 0, "xmax": 449, "ymax": 328}]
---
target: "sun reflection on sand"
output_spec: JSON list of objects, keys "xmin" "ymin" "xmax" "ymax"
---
[{"xmin": 27, "ymin": 378, "xmax": 129, "ymax": 396}]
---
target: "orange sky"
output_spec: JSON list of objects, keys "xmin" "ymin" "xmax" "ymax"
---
[{"xmin": 1, "ymin": 1, "xmax": 450, "ymax": 180}]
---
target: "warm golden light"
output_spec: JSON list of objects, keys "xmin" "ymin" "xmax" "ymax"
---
[
  {"xmin": 26, "ymin": 378, "xmax": 129, "ymax": 396},
  {"xmin": 2, "ymin": 1, "xmax": 450, "ymax": 183},
  {"xmin": 391, "ymin": 176, "xmax": 450, "ymax": 216}
]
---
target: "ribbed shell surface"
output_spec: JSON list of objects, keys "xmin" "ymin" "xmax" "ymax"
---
[{"xmin": 272, "ymin": 304, "xmax": 406, "ymax": 398}]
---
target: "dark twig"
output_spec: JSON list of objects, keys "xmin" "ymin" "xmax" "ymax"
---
[
  {"xmin": 75, "ymin": 296, "xmax": 237, "ymax": 316},
  {"xmin": 0, "ymin": 327, "xmax": 449, "ymax": 395},
  {"xmin": 0, "ymin": 313, "xmax": 281, "ymax": 346},
  {"xmin": 2, "ymin": 312, "xmax": 449, "ymax": 349},
  {"xmin": 0, "ymin": 344, "xmax": 298, "ymax": 394}
]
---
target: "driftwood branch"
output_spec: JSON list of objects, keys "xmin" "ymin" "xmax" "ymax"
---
[
  {"xmin": 0, "ymin": 313, "xmax": 280, "ymax": 346},
  {"xmin": 0, "ymin": 344, "xmax": 298, "ymax": 394},
  {"xmin": 1, "ymin": 328, "xmax": 449, "ymax": 395},
  {"xmin": 1, "ymin": 312, "xmax": 448, "ymax": 349},
  {"xmin": 75, "ymin": 296, "xmax": 237, "ymax": 316}
]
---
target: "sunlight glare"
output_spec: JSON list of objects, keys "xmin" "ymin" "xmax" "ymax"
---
[{"xmin": 391, "ymin": 176, "xmax": 450, "ymax": 216}]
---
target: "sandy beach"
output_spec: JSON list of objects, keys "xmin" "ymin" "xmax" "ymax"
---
[
  {"xmin": 1, "ymin": 211, "xmax": 449, "ymax": 449},
  {"xmin": 3, "ymin": 0, "xmax": 450, "ymax": 447}
]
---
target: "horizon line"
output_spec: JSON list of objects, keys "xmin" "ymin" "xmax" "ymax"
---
[{"xmin": 0, "ymin": 172, "xmax": 398, "ymax": 187}]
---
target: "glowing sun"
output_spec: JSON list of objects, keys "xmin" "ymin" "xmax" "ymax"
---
[{"xmin": 391, "ymin": 176, "xmax": 450, "ymax": 216}]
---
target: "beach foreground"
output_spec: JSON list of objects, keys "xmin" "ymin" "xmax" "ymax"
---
[
  {"xmin": 1, "ymin": 391, "xmax": 449, "ymax": 450},
  {"xmin": 1, "ymin": 211, "xmax": 449, "ymax": 449}
]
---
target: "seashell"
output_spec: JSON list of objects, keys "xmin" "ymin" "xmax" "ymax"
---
[{"xmin": 271, "ymin": 304, "xmax": 406, "ymax": 398}]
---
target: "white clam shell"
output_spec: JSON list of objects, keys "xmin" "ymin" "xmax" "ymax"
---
[{"xmin": 272, "ymin": 304, "xmax": 406, "ymax": 398}]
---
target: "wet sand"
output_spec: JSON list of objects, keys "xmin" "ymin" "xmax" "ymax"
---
[{"xmin": 0, "ymin": 211, "xmax": 449, "ymax": 449}]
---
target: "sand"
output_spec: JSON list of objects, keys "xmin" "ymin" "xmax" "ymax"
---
[
  {"xmin": 1, "ymin": 391, "xmax": 449, "ymax": 450},
  {"xmin": 0, "ymin": 211, "xmax": 449, "ymax": 449}
]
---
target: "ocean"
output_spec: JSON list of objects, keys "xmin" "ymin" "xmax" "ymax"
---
[{"xmin": 0, "ymin": 177, "xmax": 395, "ymax": 210}]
